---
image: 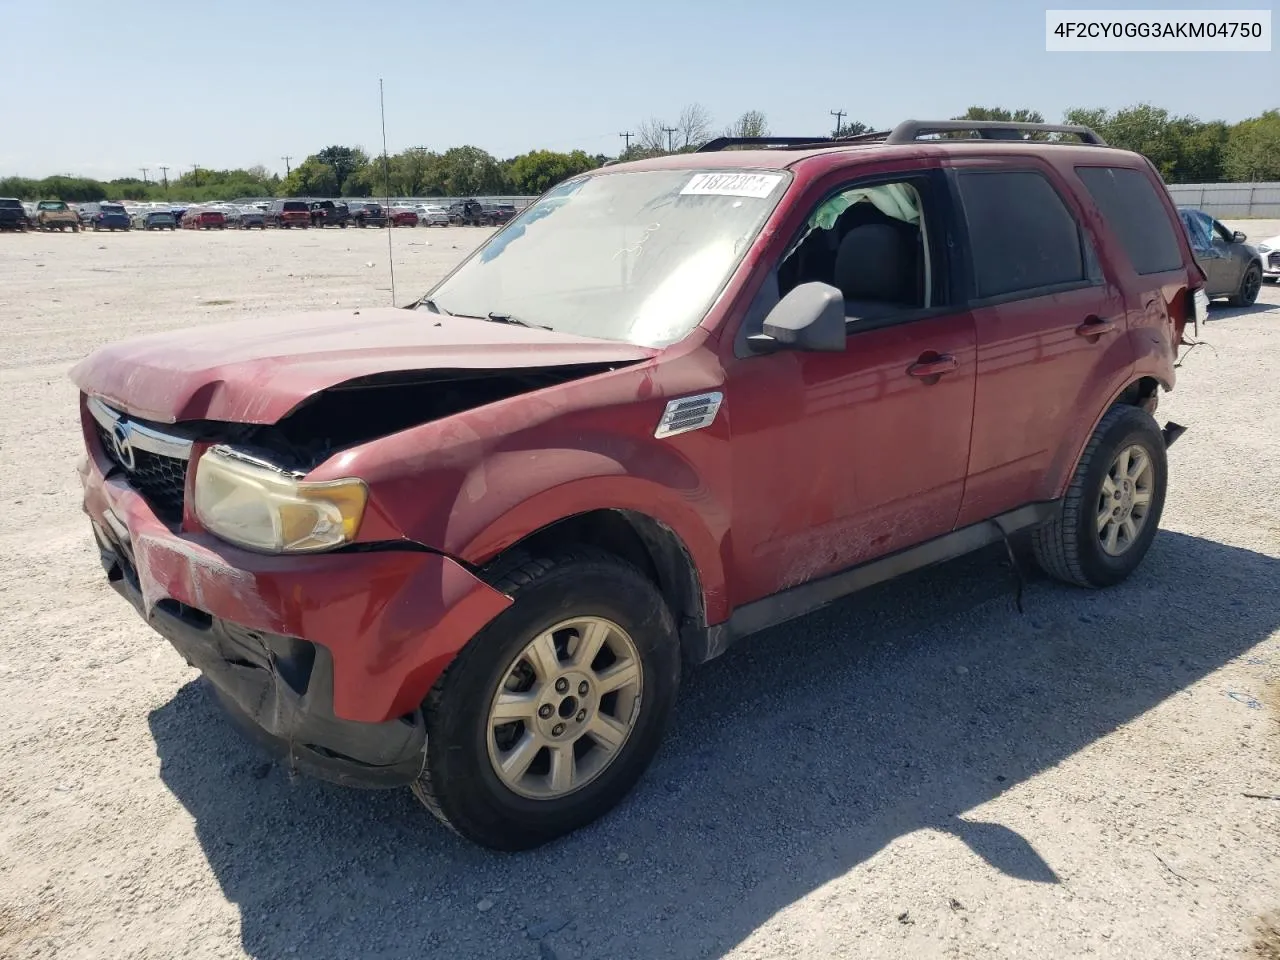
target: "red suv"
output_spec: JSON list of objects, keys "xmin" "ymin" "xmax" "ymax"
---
[
  {"xmin": 265, "ymin": 199, "xmax": 310, "ymax": 228},
  {"xmin": 71, "ymin": 120, "xmax": 1203, "ymax": 851},
  {"xmin": 181, "ymin": 207, "xmax": 226, "ymax": 230}
]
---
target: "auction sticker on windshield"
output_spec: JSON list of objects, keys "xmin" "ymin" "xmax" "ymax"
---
[{"xmin": 680, "ymin": 172, "xmax": 784, "ymax": 198}]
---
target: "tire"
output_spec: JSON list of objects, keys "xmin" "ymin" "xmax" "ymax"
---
[
  {"xmin": 1229, "ymin": 263, "xmax": 1262, "ymax": 307},
  {"xmin": 1030, "ymin": 405, "xmax": 1167, "ymax": 588},
  {"xmin": 411, "ymin": 550, "xmax": 681, "ymax": 851}
]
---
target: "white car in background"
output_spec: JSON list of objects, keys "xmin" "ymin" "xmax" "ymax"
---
[
  {"xmin": 416, "ymin": 203, "xmax": 450, "ymax": 226},
  {"xmin": 1255, "ymin": 232, "xmax": 1280, "ymax": 282}
]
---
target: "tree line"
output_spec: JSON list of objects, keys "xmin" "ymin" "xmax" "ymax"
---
[{"xmin": 3, "ymin": 103, "xmax": 1276, "ymax": 204}]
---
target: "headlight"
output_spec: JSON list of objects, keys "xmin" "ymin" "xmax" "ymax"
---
[
  {"xmin": 193, "ymin": 446, "xmax": 368, "ymax": 554},
  {"xmin": 1258, "ymin": 243, "xmax": 1272, "ymax": 253}
]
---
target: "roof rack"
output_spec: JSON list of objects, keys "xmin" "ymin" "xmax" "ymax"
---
[
  {"xmin": 885, "ymin": 119, "xmax": 1107, "ymax": 145},
  {"xmin": 696, "ymin": 136, "xmax": 834, "ymax": 153},
  {"xmin": 693, "ymin": 120, "xmax": 1106, "ymax": 154}
]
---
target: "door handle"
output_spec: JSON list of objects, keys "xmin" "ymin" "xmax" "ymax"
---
[
  {"xmin": 907, "ymin": 354, "xmax": 958, "ymax": 380},
  {"xmin": 1075, "ymin": 317, "xmax": 1118, "ymax": 339}
]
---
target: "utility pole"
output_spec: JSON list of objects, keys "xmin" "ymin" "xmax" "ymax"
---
[
  {"xmin": 618, "ymin": 131, "xmax": 634, "ymax": 155},
  {"xmin": 158, "ymin": 166, "xmax": 169, "ymax": 193},
  {"xmin": 281, "ymin": 155, "xmax": 292, "ymax": 176},
  {"xmin": 662, "ymin": 126, "xmax": 678, "ymax": 152},
  {"xmin": 830, "ymin": 109, "xmax": 846, "ymax": 137},
  {"xmin": 139, "ymin": 167, "xmax": 150, "ymax": 184}
]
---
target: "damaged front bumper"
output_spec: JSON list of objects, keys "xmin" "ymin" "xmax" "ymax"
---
[{"xmin": 81, "ymin": 452, "xmax": 512, "ymax": 789}]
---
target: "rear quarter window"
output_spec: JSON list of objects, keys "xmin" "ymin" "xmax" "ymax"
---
[
  {"xmin": 1075, "ymin": 166, "xmax": 1183, "ymax": 275},
  {"xmin": 956, "ymin": 170, "xmax": 1086, "ymax": 299}
]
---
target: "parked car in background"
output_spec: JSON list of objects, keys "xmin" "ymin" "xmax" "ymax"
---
[
  {"xmin": 417, "ymin": 204, "xmax": 450, "ymax": 226},
  {"xmin": 1253, "ymin": 230, "xmax": 1280, "ymax": 282},
  {"xmin": 388, "ymin": 206, "xmax": 419, "ymax": 227},
  {"xmin": 35, "ymin": 200, "xmax": 80, "ymax": 232},
  {"xmin": 133, "ymin": 209, "xmax": 178, "ymax": 231},
  {"xmin": 75, "ymin": 202, "xmax": 100, "ymax": 226},
  {"xmin": 1176, "ymin": 207, "xmax": 1264, "ymax": 306},
  {"xmin": 482, "ymin": 202, "xmax": 516, "ymax": 225},
  {"xmin": 0, "ymin": 197, "xmax": 29, "ymax": 231},
  {"xmin": 226, "ymin": 206, "xmax": 266, "ymax": 229},
  {"xmin": 309, "ymin": 200, "xmax": 350, "ymax": 228},
  {"xmin": 448, "ymin": 198, "xmax": 490, "ymax": 226},
  {"xmin": 348, "ymin": 201, "xmax": 387, "ymax": 227},
  {"xmin": 91, "ymin": 203, "xmax": 131, "ymax": 231},
  {"xmin": 265, "ymin": 199, "xmax": 310, "ymax": 229},
  {"xmin": 182, "ymin": 207, "xmax": 227, "ymax": 230}
]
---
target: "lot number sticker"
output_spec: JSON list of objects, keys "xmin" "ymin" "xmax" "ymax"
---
[{"xmin": 680, "ymin": 172, "xmax": 784, "ymax": 198}]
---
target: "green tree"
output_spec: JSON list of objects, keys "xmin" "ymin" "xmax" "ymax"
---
[
  {"xmin": 835, "ymin": 120, "xmax": 871, "ymax": 138},
  {"xmin": 437, "ymin": 146, "xmax": 505, "ymax": 196},
  {"xmin": 950, "ymin": 106, "xmax": 1047, "ymax": 139},
  {"xmin": 314, "ymin": 146, "xmax": 369, "ymax": 196},
  {"xmin": 1224, "ymin": 110, "xmax": 1280, "ymax": 181},
  {"xmin": 282, "ymin": 157, "xmax": 338, "ymax": 197},
  {"xmin": 507, "ymin": 149, "xmax": 598, "ymax": 194}
]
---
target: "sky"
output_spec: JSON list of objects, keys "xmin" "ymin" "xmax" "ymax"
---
[{"xmin": 2, "ymin": 0, "xmax": 1276, "ymax": 180}]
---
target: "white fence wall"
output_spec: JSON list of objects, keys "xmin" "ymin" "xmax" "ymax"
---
[{"xmin": 1165, "ymin": 182, "xmax": 1280, "ymax": 218}]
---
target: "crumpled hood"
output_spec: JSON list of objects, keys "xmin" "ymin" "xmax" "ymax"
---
[{"xmin": 69, "ymin": 307, "xmax": 656, "ymax": 424}]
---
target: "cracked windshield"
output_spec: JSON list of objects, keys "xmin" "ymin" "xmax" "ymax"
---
[{"xmin": 423, "ymin": 169, "xmax": 790, "ymax": 346}]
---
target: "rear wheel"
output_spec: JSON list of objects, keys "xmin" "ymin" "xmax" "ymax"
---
[
  {"xmin": 1030, "ymin": 405, "xmax": 1167, "ymax": 588},
  {"xmin": 1229, "ymin": 263, "xmax": 1262, "ymax": 307},
  {"xmin": 412, "ymin": 551, "xmax": 680, "ymax": 851}
]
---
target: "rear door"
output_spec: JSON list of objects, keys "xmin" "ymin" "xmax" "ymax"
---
[{"xmin": 951, "ymin": 160, "xmax": 1133, "ymax": 526}]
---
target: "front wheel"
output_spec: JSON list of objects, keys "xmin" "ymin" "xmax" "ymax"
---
[
  {"xmin": 412, "ymin": 551, "xmax": 680, "ymax": 851},
  {"xmin": 1229, "ymin": 263, "xmax": 1262, "ymax": 307},
  {"xmin": 1030, "ymin": 405, "xmax": 1167, "ymax": 588}
]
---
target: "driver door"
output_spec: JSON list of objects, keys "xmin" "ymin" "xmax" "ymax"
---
[{"xmin": 722, "ymin": 166, "xmax": 976, "ymax": 606}]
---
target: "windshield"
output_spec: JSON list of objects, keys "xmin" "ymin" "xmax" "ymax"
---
[
  {"xmin": 0, "ymin": 199, "xmax": 21, "ymax": 209},
  {"xmin": 38, "ymin": 201, "xmax": 67, "ymax": 210},
  {"xmin": 422, "ymin": 168, "xmax": 789, "ymax": 347}
]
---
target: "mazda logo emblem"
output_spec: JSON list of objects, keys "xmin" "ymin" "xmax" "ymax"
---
[{"xmin": 111, "ymin": 421, "xmax": 136, "ymax": 470}]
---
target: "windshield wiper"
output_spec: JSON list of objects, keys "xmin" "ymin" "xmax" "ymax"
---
[{"xmin": 485, "ymin": 311, "xmax": 552, "ymax": 330}]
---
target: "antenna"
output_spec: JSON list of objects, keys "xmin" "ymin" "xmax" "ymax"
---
[{"xmin": 379, "ymin": 78, "xmax": 397, "ymax": 306}]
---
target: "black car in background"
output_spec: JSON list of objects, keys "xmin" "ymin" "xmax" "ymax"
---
[
  {"xmin": 0, "ymin": 197, "xmax": 29, "ymax": 231},
  {"xmin": 1177, "ymin": 207, "xmax": 1265, "ymax": 307},
  {"xmin": 309, "ymin": 199, "xmax": 351, "ymax": 228},
  {"xmin": 225, "ymin": 206, "xmax": 266, "ymax": 229},
  {"xmin": 347, "ymin": 201, "xmax": 387, "ymax": 227},
  {"xmin": 482, "ymin": 202, "xmax": 516, "ymax": 225}
]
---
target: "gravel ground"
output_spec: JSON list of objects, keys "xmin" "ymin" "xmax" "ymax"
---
[{"xmin": 1, "ymin": 222, "xmax": 1278, "ymax": 960}]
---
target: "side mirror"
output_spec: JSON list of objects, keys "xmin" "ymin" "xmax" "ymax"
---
[
  {"xmin": 1232, "ymin": 230, "xmax": 1247, "ymax": 243},
  {"xmin": 749, "ymin": 281, "xmax": 847, "ymax": 353}
]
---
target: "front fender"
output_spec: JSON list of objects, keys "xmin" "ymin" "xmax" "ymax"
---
[{"xmin": 454, "ymin": 466, "xmax": 732, "ymax": 625}]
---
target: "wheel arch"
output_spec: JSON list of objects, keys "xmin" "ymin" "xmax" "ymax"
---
[
  {"xmin": 474, "ymin": 507, "xmax": 713, "ymax": 665},
  {"xmin": 1048, "ymin": 375, "xmax": 1166, "ymax": 501}
]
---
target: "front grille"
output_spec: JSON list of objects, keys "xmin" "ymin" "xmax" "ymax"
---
[
  {"xmin": 1269, "ymin": 252, "xmax": 1279, "ymax": 271},
  {"xmin": 92, "ymin": 415, "xmax": 190, "ymax": 525}
]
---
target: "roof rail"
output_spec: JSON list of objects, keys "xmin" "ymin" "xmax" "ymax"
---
[
  {"xmin": 696, "ymin": 136, "xmax": 834, "ymax": 153},
  {"xmin": 885, "ymin": 119, "xmax": 1107, "ymax": 145}
]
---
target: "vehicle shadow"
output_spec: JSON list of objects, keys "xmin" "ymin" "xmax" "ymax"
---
[
  {"xmin": 148, "ymin": 530, "xmax": 1280, "ymax": 960},
  {"xmin": 1207, "ymin": 298, "xmax": 1279, "ymax": 322}
]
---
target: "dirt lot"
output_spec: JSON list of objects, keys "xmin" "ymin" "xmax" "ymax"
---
[{"xmin": 1, "ymin": 224, "xmax": 1278, "ymax": 960}]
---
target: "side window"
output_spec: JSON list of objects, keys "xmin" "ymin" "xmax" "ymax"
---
[
  {"xmin": 1179, "ymin": 210, "xmax": 1212, "ymax": 252},
  {"xmin": 777, "ymin": 178, "xmax": 934, "ymax": 322},
  {"xmin": 955, "ymin": 170, "xmax": 1086, "ymax": 299},
  {"xmin": 1075, "ymin": 166, "xmax": 1184, "ymax": 275}
]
